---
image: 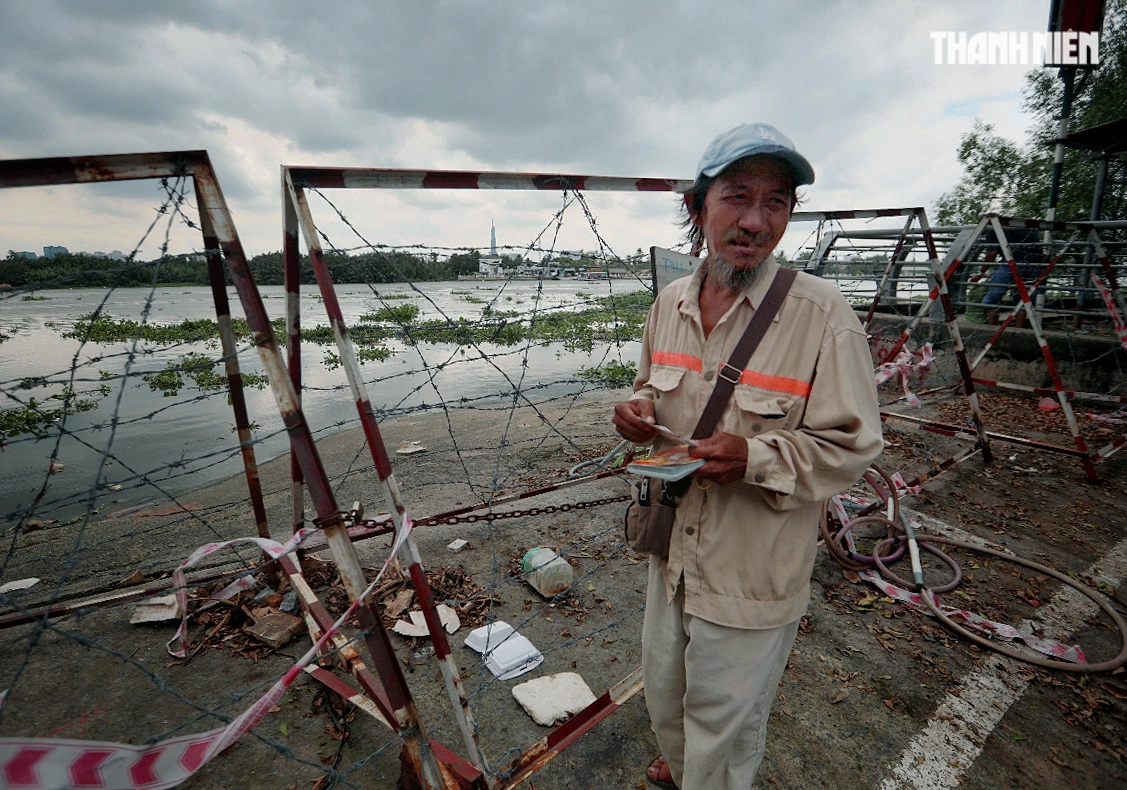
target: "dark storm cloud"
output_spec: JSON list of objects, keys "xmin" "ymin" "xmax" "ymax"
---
[{"xmin": 0, "ymin": 1, "xmax": 1050, "ymax": 255}]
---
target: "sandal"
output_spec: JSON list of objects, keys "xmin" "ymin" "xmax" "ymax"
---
[{"xmin": 646, "ymin": 755, "xmax": 678, "ymax": 790}]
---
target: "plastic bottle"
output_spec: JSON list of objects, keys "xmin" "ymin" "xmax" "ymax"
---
[{"xmin": 521, "ymin": 547, "xmax": 573, "ymax": 597}]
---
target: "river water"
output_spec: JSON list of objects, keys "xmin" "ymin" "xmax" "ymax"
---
[{"xmin": 1, "ymin": 278, "xmax": 648, "ymax": 524}]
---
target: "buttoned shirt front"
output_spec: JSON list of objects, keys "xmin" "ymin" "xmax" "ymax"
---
[{"xmin": 631, "ymin": 256, "xmax": 882, "ymax": 629}]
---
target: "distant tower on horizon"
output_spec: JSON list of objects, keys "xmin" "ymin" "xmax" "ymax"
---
[{"xmin": 490, "ymin": 220, "xmax": 497, "ymax": 256}]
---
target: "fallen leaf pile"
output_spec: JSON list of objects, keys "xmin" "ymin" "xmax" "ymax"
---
[
  {"xmin": 932, "ymin": 390, "xmax": 1119, "ymax": 442},
  {"xmin": 185, "ymin": 572, "xmax": 293, "ymax": 662},
  {"xmin": 312, "ymin": 560, "xmax": 502, "ymax": 631}
]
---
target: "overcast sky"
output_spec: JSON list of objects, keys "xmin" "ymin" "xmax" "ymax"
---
[{"xmin": 0, "ymin": 1, "xmax": 1058, "ymax": 263}]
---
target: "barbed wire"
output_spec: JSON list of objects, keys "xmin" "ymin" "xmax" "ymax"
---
[{"xmin": 3, "ymin": 174, "xmax": 1124, "ymax": 788}]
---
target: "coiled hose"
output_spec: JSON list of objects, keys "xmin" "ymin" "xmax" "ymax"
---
[{"xmin": 822, "ymin": 464, "xmax": 1127, "ymax": 673}]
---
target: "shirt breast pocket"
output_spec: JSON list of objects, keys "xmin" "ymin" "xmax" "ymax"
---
[
  {"xmin": 647, "ymin": 364, "xmax": 689, "ymax": 436},
  {"xmin": 732, "ymin": 387, "xmax": 795, "ymax": 435}
]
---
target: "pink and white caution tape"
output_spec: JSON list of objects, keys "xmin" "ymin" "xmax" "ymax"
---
[
  {"xmin": 0, "ymin": 518, "xmax": 416, "ymax": 790},
  {"xmin": 197, "ymin": 576, "xmax": 258, "ymax": 613},
  {"xmin": 858, "ymin": 570, "xmax": 1087, "ymax": 663},
  {"xmin": 1086, "ymin": 411, "xmax": 1127, "ymax": 425},
  {"xmin": 166, "ymin": 529, "xmax": 313, "ymax": 659},
  {"xmin": 889, "ymin": 472, "xmax": 921, "ymax": 497},
  {"xmin": 1091, "ymin": 272, "xmax": 1127, "ymax": 352},
  {"xmin": 874, "ymin": 343, "xmax": 934, "ymax": 406},
  {"xmin": 827, "ymin": 496, "xmax": 851, "ymax": 527}
]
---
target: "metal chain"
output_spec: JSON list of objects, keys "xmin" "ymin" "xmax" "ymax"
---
[{"xmin": 414, "ymin": 494, "xmax": 630, "ymax": 527}]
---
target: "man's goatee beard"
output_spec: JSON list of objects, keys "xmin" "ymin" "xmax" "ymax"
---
[{"xmin": 702, "ymin": 252, "xmax": 766, "ymax": 295}]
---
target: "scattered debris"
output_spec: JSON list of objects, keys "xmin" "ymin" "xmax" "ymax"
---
[
  {"xmin": 20, "ymin": 519, "xmax": 44, "ymax": 533},
  {"xmin": 48, "ymin": 462, "xmax": 64, "ymax": 475},
  {"xmin": 130, "ymin": 594, "xmax": 181, "ymax": 624},
  {"xmin": 1039, "ymin": 397, "xmax": 1061, "ymax": 412},
  {"xmin": 464, "ymin": 620, "xmax": 543, "ymax": 679},
  {"xmin": 315, "ymin": 562, "xmax": 500, "ymax": 630},
  {"xmin": 395, "ymin": 440, "xmax": 427, "ymax": 455},
  {"xmin": 252, "ymin": 586, "xmax": 277, "ymax": 605},
  {"xmin": 118, "ymin": 569, "xmax": 145, "ymax": 587},
  {"xmin": 522, "ymin": 547, "xmax": 573, "ymax": 597},
  {"xmin": 410, "ymin": 645, "xmax": 435, "ymax": 666},
  {"xmin": 0, "ymin": 578, "xmax": 39, "ymax": 594},
  {"xmin": 244, "ymin": 606, "xmax": 305, "ymax": 649},
  {"xmin": 447, "ymin": 538, "xmax": 469, "ymax": 553},
  {"xmin": 391, "ymin": 605, "xmax": 461, "ymax": 637},
  {"xmin": 384, "ymin": 588, "xmax": 415, "ymax": 620},
  {"xmin": 512, "ymin": 672, "xmax": 597, "ymax": 726}
]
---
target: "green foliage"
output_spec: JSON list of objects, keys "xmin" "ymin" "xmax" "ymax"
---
[
  {"xmin": 61, "ymin": 313, "xmax": 287, "ymax": 346},
  {"xmin": 935, "ymin": 120, "xmax": 1041, "ymax": 223},
  {"xmin": 398, "ymin": 289, "xmax": 654, "ymax": 352},
  {"xmin": 356, "ymin": 345, "xmax": 394, "ymax": 363},
  {"xmin": 0, "ymin": 383, "xmax": 110, "ymax": 440},
  {"xmin": 360, "ymin": 303, "xmax": 420, "ymax": 323},
  {"xmin": 575, "ymin": 359, "xmax": 638, "ymax": 388},
  {"xmin": 936, "ymin": 0, "xmax": 1127, "ymax": 225},
  {"xmin": 409, "ymin": 317, "xmax": 526, "ymax": 346},
  {"xmin": 142, "ymin": 353, "xmax": 269, "ymax": 397}
]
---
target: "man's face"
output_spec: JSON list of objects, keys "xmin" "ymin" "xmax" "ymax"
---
[{"xmin": 698, "ymin": 156, "xmax": 793, "ymax": 272}]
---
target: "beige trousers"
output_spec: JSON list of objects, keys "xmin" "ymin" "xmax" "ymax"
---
[{"xmin": 642, "ymin": 560, "xmax": 799, "ymax": 790}]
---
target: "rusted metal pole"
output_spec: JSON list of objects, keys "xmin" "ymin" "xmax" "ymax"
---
[
  {"xmin": 989, "ymin": 217, "xmax": 1097, "ymax": 479},
  {"xmin": 876, "ymin": 214, "xmax": 992, "ymax": 364},
  {"xmin": 285, "ymin": 173, "xmax": 490, "ymax": 784},
  {"xmin": 191, "ymin": 155, "xmax": 451, "ymax": 789},
  {"xmin": 1090, "ymin": 230, "xmax": 1127, "ymax": 316},
  {"xmin": 862, "ymin": 213, "xmax": 917, "ymax": 330},
  {"xmin": 286, "ymin": 166, "xmax": 690, "ymax": 193},
  {"xmin": 195, "ymin": 179, "xmax": 277, "ymax": 586},
  {"xmin": 492, "ymin": 668, "xmax": 644, "ymax": 790},
  {"xmin": 278, "ymin": 555, "xmax": 398, "ymax": 729},
  {"xmin": 879, "ymin": 411, "xmax": 1088, "ymax": 457},
  {"xmin": 283, "ymin": 178, "xmax": 307, "ymax": 542},
  {"xmin": 919, "ymin": 209, "xmax": 992, "ymax": 464},
  {"xmin": 968, "ymin": 231, "xmax": 1082, "ymax": 371}
]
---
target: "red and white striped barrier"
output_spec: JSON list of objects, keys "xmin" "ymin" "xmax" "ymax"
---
[
  {"xmin": 1092, "ymin": 272, "xmax": 1127, "ymax": 353},
  {"xmin": 0, "ymin": 521, "xmax": 414, "ymax": 790}
]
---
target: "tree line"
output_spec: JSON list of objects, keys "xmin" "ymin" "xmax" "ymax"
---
[
  {"xmin": 0, "ymin": 248, "xmax": 524, "ymax": 289},
  {"xmin": 936, "ymin": 0, "xmax": 1125, "ymax": 229}
]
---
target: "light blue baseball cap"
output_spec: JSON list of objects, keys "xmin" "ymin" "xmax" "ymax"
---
[{"xmin": 690, "ymin": 122, "xmax": 815, "ymax": 188}]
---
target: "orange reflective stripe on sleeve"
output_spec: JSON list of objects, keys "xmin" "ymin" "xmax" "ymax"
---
[
  {"xmin": 736, "ymin": 369, "xmax": 812, "ymax": 398},
  {"xmin": 652, "ymin": 351, "xmax": 703, "ymax": 372}
]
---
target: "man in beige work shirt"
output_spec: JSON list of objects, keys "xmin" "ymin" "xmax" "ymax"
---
[{"xmin": 613, "ymin": 123, "xmax": 882, "ymax": 790}]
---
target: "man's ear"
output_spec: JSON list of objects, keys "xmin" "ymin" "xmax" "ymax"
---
[{"xmin": 684, "ymin": 193, "xmax": 701, "ymax": 223}]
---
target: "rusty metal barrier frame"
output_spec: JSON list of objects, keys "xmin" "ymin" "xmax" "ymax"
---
[
  {"xmin": 823, "ymin": 209, "xmax": 1127, "ymax": 481},
  {"xmin": 280, "ymin": 164, "xmax": 693, "ymax": 788},
  {"xmin": 961, "ymin": 215, "xmax": 1126, "ymax": 479},
  {"xmin": 789, "ymin": 207, "xmax": 994, "ymax": 487},
  {"xmin": 0, "ymin": 151, "xmax": 456, "ymax": 789},
  {"xmin": 0, "ymin": 151, "xmax": 280, "ymax": 578}
]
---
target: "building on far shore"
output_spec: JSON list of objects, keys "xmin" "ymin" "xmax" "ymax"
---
[
  {"xmin": 478, "ymin": 257, "xmax": 503, "ymax": 277},
  {"xmin": 13, "ymin": 251, "xmax": 37, "ymax": 260},
  {"xmin": 43, "ymin": 245, "xmax": 68, "ymax": 257}
]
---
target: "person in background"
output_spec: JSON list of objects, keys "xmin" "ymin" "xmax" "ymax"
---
[
  {"xmin": 613, "ymin": 123, "xmax": 883, "ymax": 789},
  {"xmin": 978, "ymin": 227, "xmax": 1049, "ymax": 326}
]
